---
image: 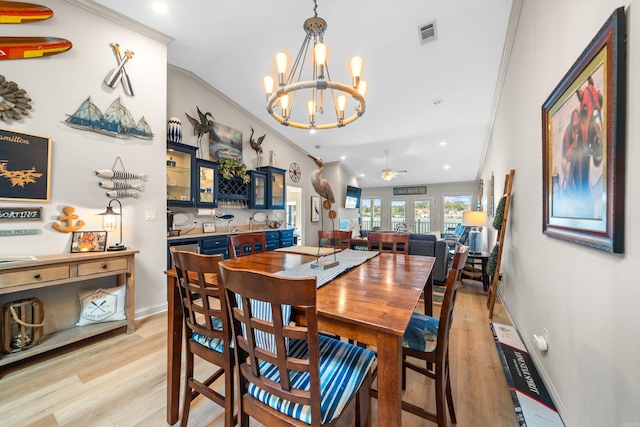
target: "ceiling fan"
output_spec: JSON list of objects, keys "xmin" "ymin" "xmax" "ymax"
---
[{"xmin": 381, "ymin": 150, "xmax": 405, "ymax": 181}]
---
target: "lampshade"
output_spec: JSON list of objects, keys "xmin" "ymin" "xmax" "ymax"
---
[{"xmin": 461, "ymin": 211, "xmax": 488, "ymax": 227}]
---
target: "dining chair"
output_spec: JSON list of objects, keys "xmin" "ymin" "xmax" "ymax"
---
[
  {"xmin": 366, "ymin": 231, "xmax": 409, "ymax": 254},
  {"xmin": 382, "ymin": 244, "xmax": 469, "ymax": 427},
  {"xmin": 169, "ymin": 247, "xmax": 235, "ymax": 427},
  {"xmin": 228, "ymin": 232, "xmax": 267, "ymax": 258},
  {"xmin": 318, "ymin": 229, "xmax": 351, "ymax": 250},
  {"xmin": 218, "ymin": 264, "xmax": 376, "ymax": 427}
]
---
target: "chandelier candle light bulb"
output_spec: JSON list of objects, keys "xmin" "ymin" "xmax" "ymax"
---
[{"xmin": 263, "ymin": 0, "xmax": 367, "ymax": 131}]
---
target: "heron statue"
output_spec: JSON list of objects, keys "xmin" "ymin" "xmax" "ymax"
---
[
  {"xmin": 249, "ymin": 125, "xmax": 266, "ymax": 167},
  {"xmin": 185, "ymin": 106, "xmax": 214, "ymax": 153},
  {"xmin": 308, "ymin": 154, "xmax": 335, "ymax": 203}
]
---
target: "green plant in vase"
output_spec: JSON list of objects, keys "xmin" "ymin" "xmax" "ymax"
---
[{"xmin": 219, "ymin": 159, "xmax": 250, "ymax": 184}]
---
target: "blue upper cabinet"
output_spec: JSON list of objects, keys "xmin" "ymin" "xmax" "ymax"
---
[
  {"xmin": 250, "ymin": 170, "xmax": 267, "ymax": 209},
  {"xmin": 167, "ymin": 142, "xmax": 198, "ymax": 207},
  {"xmin": 196, "ymin": 158, "xmax": 219, "ymax": 207},
  {"xmin": 259, "ymin": 166, "xmax": 286, "ymax": 209}
]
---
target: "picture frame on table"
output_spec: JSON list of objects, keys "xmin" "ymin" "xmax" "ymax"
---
[
  {"xmin": 311, "ymin": 196, "xmax": 320, "ymax": 222},
  {"xmin": 0, "ymin": 128, "xmax": 51, "ymax": 202},
  {"xmin": 541, "ymin": 7, "xmax": 626, "ymax": 253},
  {"xmin": 71, "ymin": 231, "xmax": 108, "ymax": 253}
]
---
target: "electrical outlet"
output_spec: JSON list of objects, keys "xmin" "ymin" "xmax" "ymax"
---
[
  {"xmin": 145, "ymin": 211, "xmax": 157, "ymax": 221},
  {"xmin": 275, "ymin": 212, "xmax": 282, "ymax": 219}
]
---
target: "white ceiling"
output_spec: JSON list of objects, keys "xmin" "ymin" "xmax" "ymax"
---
[{"xmin": 94, "ymin": 0, "xmax": 515, "ymax": 188}]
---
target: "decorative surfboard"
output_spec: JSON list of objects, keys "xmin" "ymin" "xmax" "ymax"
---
[
  {"xmin": 0, "ymin": 36, "xmax": 72, "ymax": 59},
  {"xmin": 0, "ymin": 1, "xmax": 53, "ymax": 24}
]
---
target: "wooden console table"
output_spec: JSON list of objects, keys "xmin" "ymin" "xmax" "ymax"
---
[{"xmin": 0, "ymin": 249, "xmax": 138, "ymax": 367}]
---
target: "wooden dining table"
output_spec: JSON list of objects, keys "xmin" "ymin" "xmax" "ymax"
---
[{"xmin": 165, "ymin": 250, "xmax": 435, "ymax": 426}]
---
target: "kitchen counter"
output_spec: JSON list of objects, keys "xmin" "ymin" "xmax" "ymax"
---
[{"xmin": 167, "ymin": 224, "xmax": 295, "ymax": 242}]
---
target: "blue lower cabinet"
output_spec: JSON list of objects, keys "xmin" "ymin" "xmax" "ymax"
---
[
  {"xmin": 278, "ymin": 229, "xmax": 295, "ymax": 248},
  {"xmin": 201, "ymin": 235, "xmax": 229, "ymax": 259},
  {"xmin": 265, "ymin": 231, "xmax": 279, "ymax": 252}
]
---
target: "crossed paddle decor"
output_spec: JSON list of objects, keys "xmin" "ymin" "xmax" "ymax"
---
[{"xmin": 105, "ymin": 42, "xmax": 134, "ymax": 96}]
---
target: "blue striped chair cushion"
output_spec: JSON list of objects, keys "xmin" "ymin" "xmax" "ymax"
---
[
  {"xmin": 248, "ymin": 335, "xmax": 376, "ymax": 425},
  {"xmin": 192, "ymin": 316, "xmax": 225, "ymax": 353},
  {"xmin": 237, "ymin": 297, "xmax": 291, "ymax": 353},
  {"xmin": 402, "ymin": 311, "xmax": 439, "ymax": 352}
]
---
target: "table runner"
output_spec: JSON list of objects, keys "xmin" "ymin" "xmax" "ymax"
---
[{"xmin": 275, "ymin": 249, "xmax": 379, "ymax": 288}]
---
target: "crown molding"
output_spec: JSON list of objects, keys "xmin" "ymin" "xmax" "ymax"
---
[{"xmin": 64, "ymin": 0, "xmax": 174, "ymax": 45}]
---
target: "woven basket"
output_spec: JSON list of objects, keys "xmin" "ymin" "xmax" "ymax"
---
[{"xmin": 2, "ymin": 298, "xmax": 45, "ymax": 353}]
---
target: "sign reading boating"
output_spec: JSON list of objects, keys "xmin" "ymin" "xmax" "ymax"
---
[{"xmin": 393, "ymin": 186, "xmax": 427, "ymax": 196}]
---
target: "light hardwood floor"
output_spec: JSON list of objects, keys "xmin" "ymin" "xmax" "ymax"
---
[{"xmin": 0, "ymin": 279, "xmax": 517, "ymax": 427}]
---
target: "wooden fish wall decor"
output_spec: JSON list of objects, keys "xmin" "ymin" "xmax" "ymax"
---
[
  {"xmin": 95, "ymin": 157, "xmax": 146, "ymax": 199},
  {"xmin": 64, "ymin": 96, "xmax": 153, "ymax": 139}
]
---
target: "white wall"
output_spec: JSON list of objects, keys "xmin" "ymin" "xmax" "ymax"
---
[
  {"xmin": 0, "ymin": 1, "xmax": 170, "ymax": 318},
  {"xmin": 483, "ymin": 1, "xmax": 640, "ymax": 425}
]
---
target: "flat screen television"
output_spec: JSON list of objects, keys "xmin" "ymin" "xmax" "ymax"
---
[{"xmin": 344, "ymin": 185, "xmax": 361, "ymax": 209}]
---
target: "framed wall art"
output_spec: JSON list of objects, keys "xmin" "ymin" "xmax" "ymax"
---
[
  {"xmin": 208, "ymin": 121, "xmax": 243, "ymax": 162},
  {"xmin": 71, "ymin": 231, "xmax": 108, "ymax": 253},
  {"xmin": 311, "ymin": 196, "xmax": 320, "ymax": 222},
  {"xmin": 542, "ymin": 7, "xmax": 626, "ymax": 253},
  {"xmin": 0, "ymin": 128, "xmax": 51, "ymax": 202}
]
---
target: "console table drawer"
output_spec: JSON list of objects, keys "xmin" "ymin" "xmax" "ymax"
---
[
  {"xmin": 0, "ymin": 265, "xmax": 71, "ymax": 289},
  {"xmin": 77, "ymin": 258, "xmax": 128, "ymax": 277}
]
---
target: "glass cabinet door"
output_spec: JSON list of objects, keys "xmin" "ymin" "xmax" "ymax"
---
[
  {"xmin": 250, "ymin": 170, "xmax": 267, "ymax": 209},
  {"xmin": 270, "ymin": 168, "xmax": 285, "ymax": 209},
  {"xmin": 197, "ymin": 159, "xmax": 218, "ymax": 207},
  {"xmin": 167, "ymin": 142, "xmax": 197, "ymax": 206}
]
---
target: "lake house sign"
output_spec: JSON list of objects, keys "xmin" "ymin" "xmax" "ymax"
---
[{"xmin": 393, "ymin": 186, "xmax": 427, "ymax": 196}]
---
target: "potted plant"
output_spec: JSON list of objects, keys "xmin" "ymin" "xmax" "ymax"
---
[{"xmin": 218, "ymin": 159, "xmax": 250, "ymax": 183}]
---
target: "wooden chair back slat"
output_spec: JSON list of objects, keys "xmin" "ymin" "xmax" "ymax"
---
[
  {"xmin": 228, "ymin": 233, "xmax": 267, "ymax": 258},
  {"xmin": 318, "ymin": 230, "xmax": 351, "ymax": 250},
  {"xmin": 367, "ymin": 231, "xmax": 409, "ymax": 254}
]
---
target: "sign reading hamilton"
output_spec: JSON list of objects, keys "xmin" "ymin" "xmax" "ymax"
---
[{"xmin": 393, "ymin": 186, "xmax": 427, "ymax": 196}]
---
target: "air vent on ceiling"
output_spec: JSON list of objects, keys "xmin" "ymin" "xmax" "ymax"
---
[{"xmin": 418, "ymin": 20, "xmax": 437, "ymax": 45}]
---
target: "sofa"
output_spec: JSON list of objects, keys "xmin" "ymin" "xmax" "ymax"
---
[
  {"xmin": 407, "ymin": 234, "xmax": 449, "ymax": 284},
  {"xmin": 359, "ymin": 231, "xmax": 449, "ymax": 284}
]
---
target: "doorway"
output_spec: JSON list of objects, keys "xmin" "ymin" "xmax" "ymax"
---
[{"xmin": 286, "ymin": 186, "xmax": 303, "ymax": 245}]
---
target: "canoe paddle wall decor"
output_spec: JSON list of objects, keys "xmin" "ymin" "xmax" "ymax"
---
[
  {"xmin": 105, "ymin": 43, "xmax": 134, "ymax": 96},
  {"xmin": 63, "ymin": 96, "xmax": 153, "ymax": 140},
  {"xmin": 0, "ymin": 1, "xmax": 53, "ymax": 24},
  {"xmin": 0, "ymin": 74, "xmax": 32, "ymax": 121}
]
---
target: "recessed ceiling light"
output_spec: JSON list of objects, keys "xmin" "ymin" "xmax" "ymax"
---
[
  {"xmin": 439, "ymin": 141, "xmax": 447, "ymax": 146},
  {"xmin": 340, "ymin": 156, "xmax": 346, "ymax": 160},
  {"xmin": 360, "ymin": 173, "xmax": 365, "ymax": 177},
  {"xmin": 151, "ymin": 1, "xmax": 169, "ymax": 14},
  {"xmin": 443, "ymin": 165, "xmax": 450, "ymax": 170}
]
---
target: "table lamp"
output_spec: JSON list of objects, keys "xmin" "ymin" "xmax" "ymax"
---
[
  {"xmin": 462, "ymin": 211, "xmax": 488, "ymax": 254},
  {"xmin": 98, "ymin": 199, "xmax": 126, "ymax": 251}
]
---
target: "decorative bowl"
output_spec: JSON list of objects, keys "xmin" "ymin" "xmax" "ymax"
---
[{"xmin": 266, "ymin": 220, "xmax": 283, "ymax": 229}]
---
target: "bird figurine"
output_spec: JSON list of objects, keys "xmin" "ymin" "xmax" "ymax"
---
[
  {"xmin": 185, "ymin": 106, "xmax": 214, "ymax": 153},
  {"xmin": 249, "ymin": 125, "xmax": 266, "ymax": 167},
  {"xmin": 308, "ymin": 154, "xmax": 335, "ymax": 203}
]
